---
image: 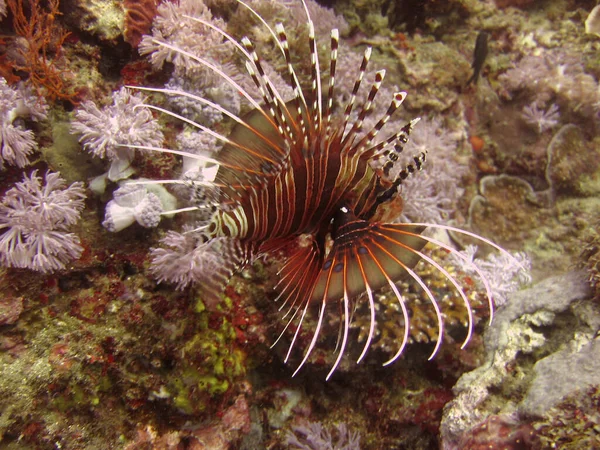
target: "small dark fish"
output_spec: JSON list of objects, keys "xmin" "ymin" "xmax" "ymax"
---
[{"xmin": 466, "ymin": 31, "xmax": 489, "ymax": 86}]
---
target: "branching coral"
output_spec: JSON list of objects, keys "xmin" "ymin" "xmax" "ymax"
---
[
  {"xmin": 349, "ymin": 245, "xmax": 530, "ymax": 357},
  {"xmin": 71, "ymin": 87, "xmax": 164, "ymax": 181},
  {"xmin": 0, "ymin": 170, "xmax": 86, "ymax": 272},
  {"xmin": 349, "ymin": 247, "xmax": 489, "ymax": 354},
  {"xmin": 0, "ymin": 77, "xmax": 47, "ymax": 169}
]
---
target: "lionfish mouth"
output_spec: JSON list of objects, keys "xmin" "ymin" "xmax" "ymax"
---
[{"xmin": 129, "ymin": 0, "xmax": 527, "ymax": 380}]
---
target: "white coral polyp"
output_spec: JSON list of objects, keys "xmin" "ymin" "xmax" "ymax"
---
[{"xmin": 103, "ymin": 184, "xmax": 163, "ymax": 232}]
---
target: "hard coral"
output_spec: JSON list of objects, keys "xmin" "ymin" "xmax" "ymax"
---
[
  {"xmin": 71, "ymin": 87, "xmax": 163, "ymax": 181},
  {"xmin": 0, "ymin": 171, "xmax": 86, "ymax": 273},
  {"xmin": 0, "ymin": 77, "xmax": 47, "ymax": 169}
]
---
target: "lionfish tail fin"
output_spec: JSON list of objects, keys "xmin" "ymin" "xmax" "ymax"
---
[{"xmin": 152, "ymin": 236, "xmax": 254, "ymax": 308}]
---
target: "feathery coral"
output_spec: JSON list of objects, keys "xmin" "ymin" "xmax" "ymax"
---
[
  {"xmin": 149, "ymin": 229, "xmax": 217, "ymax": 289},
  {"xmin": 0, "ymin": 171, "xmax": 86, "ymax": 272},
  {"xmin": 449, "ymin": 245, "xmax": 532, "ymax": 307},
  {"xmin": 395, "ymin": 118, "xmax": 465, "ymax": 223},
  {"xmin": 0, "ymin": 77, "xmax": 48, "ymax": 169},
  {"xmin": 521, "ymin": 102, "xmax": 560, "ymax": 134},
  {"xmin": 71, "ymin": 87, "xmax": 163, "ymax": 181},
  {"xmin": 150, "ymin": 229, "xmax": 250, "ymax": 290},
  {"xmin": 139, "ymin": 0, "xmax": 233, "ymax": 79},
  {"xmin": 286, "ymin": 421, "xmax": 361, "ymax": 450}
]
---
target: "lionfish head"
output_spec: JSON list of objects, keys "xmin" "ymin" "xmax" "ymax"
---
[{"xmin": 130, "ymin": 0, "xmax": 528, "ymax": 380}]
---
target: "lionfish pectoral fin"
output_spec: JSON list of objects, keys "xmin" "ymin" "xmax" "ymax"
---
[
  {"xmin": 310, "ymin": 223, "xmax": 426, "ymax": 303},
  {"xmin": 291, "ymin": 219, "xmax": 426, "ymax": 377},
  {"xmin": 265, "ymin": 235, "xmax": 324, "ymax": 351}
]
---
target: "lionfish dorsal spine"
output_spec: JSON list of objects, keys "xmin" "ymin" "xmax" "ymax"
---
[
  {"xmin": 241, "ymin": 38, "xmax": 292, "ymax": 142},
  {"xmin": 307, "ymin": 20, "xmax": 323, "ymax": 132},
  {"xmin": 274, "ymin": 23, "xmax": 310, "ymax": 139},
  {"xmin": 353, "ymin": 91, "xmax": 408, "ymax": 156},
  {"xmin": 185, "ymin": 13, "xmax": 293, "ymax": 144},
  {"xmin": 341, "ymin": 46, "xmax": 372, "ymax": 136},
  {"xmin": 341, "ymin": 69, "xmax": 386, "ymax": 149},
  {"xmin": 324, "ymin": 28, "xmax": 339, "ymax": 138}
]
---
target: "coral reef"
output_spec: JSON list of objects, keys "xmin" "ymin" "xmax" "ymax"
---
[
  {"xmin": 0, "ymin": 0, "xmax": 599, "ymax": 448},
  {"xmin": 532, "ymin": 385, "xmax": 600, "ymax": 449},
  {"xmin": 440, "ymin": 271, "xmax": 594, "ymax": 448},
  {"xmin": 67, "ymin": 0, "xmax": 126, "ymax": 42}
]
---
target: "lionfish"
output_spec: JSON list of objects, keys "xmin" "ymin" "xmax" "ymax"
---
[{"xmin": 130, "ymin": 0, "xmax": 519, "ymax": 380}]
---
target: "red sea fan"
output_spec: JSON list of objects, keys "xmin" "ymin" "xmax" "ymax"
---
[{"xmin": 124, "ymin": 0, "xmax": 158, "ymax": 48}]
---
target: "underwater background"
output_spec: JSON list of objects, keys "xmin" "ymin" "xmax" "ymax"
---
[{"xmin": 0, "ymin": 0, "xmax": 599, "ymax": 448}]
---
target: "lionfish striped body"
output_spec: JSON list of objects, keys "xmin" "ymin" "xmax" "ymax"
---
[{"xmin": 135, "ymin": 0, "xmax": 519, "ymax": 379}]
